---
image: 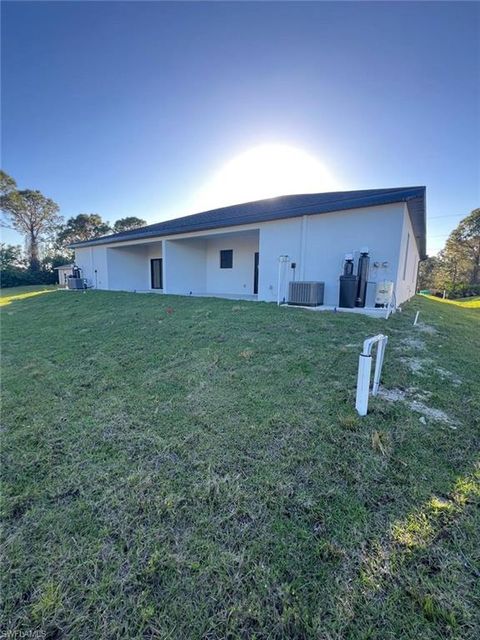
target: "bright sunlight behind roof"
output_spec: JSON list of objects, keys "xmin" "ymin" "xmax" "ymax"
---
[{"xmin": 192, "ymin": 144, "xmax": 340, "ymax": 213}]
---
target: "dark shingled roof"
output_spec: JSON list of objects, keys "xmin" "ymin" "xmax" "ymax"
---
[{"xmin": 71, "ymin": 186, "xmax": 427, "ymax": 258}]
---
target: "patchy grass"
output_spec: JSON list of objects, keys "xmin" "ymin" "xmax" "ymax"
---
[
  {"xmin": 1, "ymin": 290, "xmax": 479, "ymax": 639},
  {"xmin": 421, "ymin": 294, "xmax": 480, "ymax": 309}
]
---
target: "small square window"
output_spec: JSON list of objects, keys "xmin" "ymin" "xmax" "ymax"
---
[{"xmin": 220, "ymin": 249, "xmax": 233, "ymax": 269}]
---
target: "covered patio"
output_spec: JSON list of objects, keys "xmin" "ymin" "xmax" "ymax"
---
[
  {"xmin": 106, "ymin": 241, "xmax": 163, "ymax": 292},
  {"xmin": 99, "ymin": 228, "xmax": 260, "ymax": 298},
  {"xmin": 163, "ymin": 229, "xmax": 260, "ymax": 297}
]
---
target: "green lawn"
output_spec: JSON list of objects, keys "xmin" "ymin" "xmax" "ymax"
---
[{"xmin": 1, "ymin": 289, "xmax": 479, "ymax": 639}]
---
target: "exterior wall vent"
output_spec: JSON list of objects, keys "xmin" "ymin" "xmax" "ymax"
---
[{"xmin": 288, "ymin": 281, "xmax": 324, "ymax": 306}]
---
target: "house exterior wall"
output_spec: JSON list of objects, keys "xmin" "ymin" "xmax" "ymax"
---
[
  {"xmin": 395, "ymin": 204, "xmax": 420, "ymax": 304},
  {"xmin": 76, "ymin": 242, "xmax": 164, "ymax": 292},
  {"xmin": 107, "ymin": 245, "xmax": 149, "ymax": 291},
  {"xmin": 75, "ymin": 246, "xmax": 109, "ymax": 289},
  {"xmin": 258, "ymin": 218, "xmax": 304, "ymax": 302},
  {"xmin": 163, "ymin": 238, "xmax": 207, "ymax": 295},
  {"xmin": 258, "ymin": 203, "xmax": 405, "ymax": 305},
  {"xmin": 205, "ymin": 234, "xmax": 259, "ymax": 295},
  {"xmin": 74, "ymin": 202, "xmax": 420, "ymax": 306}
]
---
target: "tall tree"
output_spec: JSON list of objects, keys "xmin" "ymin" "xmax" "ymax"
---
[
  {"xmin": 417, "ymin": 256, "xmax": 440, "ymax": 290},
  {"xmin": 56, "ymin": 214, "xmax": 111, "ymax": 249},
  {"xmin": 446, "ymin": 208, "xmax": 480, "ymax": 284},
  {"xmin": 1, "ymin": 189, "xmax": 61, "ymax": 271},
  {"xmin": 420, "ymin": 208, "xmax": 480, "ymax": 293},
  {"xmin": 0, "ymin": 170, "xmax": 17, "ymax": 196},
  {"xmin": 434, "ymin": 246, "xmax": 464, "ymax": 291},
  {"xmin": 113, "ymin": 216, "xmax": 147, "ymax": 233}
]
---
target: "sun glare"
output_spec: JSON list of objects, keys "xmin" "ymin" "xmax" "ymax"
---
[{"xmin": 192, "ymin": 144, "xmax": 340, "ymax": 212}]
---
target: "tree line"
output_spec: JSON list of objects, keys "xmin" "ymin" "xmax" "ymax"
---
[
  {"xmin": 418, "ymin": 208, "xmax": 480, "ymax": 298},
  {"xmin": 0, "ymin": 170, "xmax": 146, "ymax": 286}
]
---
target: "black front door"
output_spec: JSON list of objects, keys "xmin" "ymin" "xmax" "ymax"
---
[
  {"xmin": 253, "ymin": 252, "xmax": 259, "ymax": 294},
  {"xmin": 150, "ymin": 258, "xmax": 163, "ymax": 289}
]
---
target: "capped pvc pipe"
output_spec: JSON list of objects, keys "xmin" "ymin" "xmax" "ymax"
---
[{"xmin": 355, "ymin": 334, "xmax": 388, "ymax": 416}]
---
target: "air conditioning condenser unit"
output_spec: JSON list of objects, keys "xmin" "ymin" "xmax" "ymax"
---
[{"xmin": 288, "ymin": 281, "xmax": 324, "ymax": 307}]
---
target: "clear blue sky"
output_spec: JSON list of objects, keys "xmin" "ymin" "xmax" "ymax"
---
[{"xmin": 2, "ymin": 1, "xmax": 479, "ymax": 255}]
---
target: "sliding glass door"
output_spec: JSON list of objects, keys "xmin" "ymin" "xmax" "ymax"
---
[{"xmin": 150, "ymin": 258, "xmax": 163, "ymax": 289}]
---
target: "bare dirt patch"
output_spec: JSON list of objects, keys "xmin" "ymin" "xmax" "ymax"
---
[
  {"xmin": 401, "ymin": 357, "xmax": 428, "ymax": 373},
  {"xmin": 416, "ymin": 322, "xmax": 438, "ymax": 335},
  {"xmin": 405, "ymin": 386, "xmax": 433, "ymax": 402},
  {"xmin": 377, "ymin": 388, "xmax": 407, "ymax": 402},
  {"xmin": 409, "ymin": 400, "xmax": 456, "ymax": 426},
  {"xmin": 377, "ymin": 387, "xmax": 456, "ymax": 426},
  {"xmin": 397, "ymin": 336, "xmax": 426, "ymax": 351},
  {"xmin": 435, "ymin": 367, "xmax": 462, "ymax": 385},
  {"xmin": 399, "ymin": 345, "xmax": 461, "ymax": 386}
]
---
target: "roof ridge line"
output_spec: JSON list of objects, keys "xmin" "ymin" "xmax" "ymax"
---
[{"xmin": 87, "ymin": 186, "xmax": 424, "ymax": 244}]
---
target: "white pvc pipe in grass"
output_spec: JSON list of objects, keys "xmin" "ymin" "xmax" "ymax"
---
[
  {"xmin": 355, "ymin": 334, "xmax": 388, "ymax": 416},
  {"xmin": 277, "ymin": 255, "xmax": 289, "ymax": 305},
  {"xmin": 385, "ymin": 286, "xmax": 396, "ymax": 320}
]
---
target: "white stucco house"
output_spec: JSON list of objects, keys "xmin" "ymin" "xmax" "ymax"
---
[{"xmin": 71, "ymin": 187, "xmax": 426, "ymax": 309}]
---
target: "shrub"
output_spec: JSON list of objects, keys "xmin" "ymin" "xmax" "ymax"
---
[
  {"xmin": 447, "ymin": 284, "xmax": 480, "ymax": 299},
  {"xmin": 0, "ymin": 266, "xmax": 57, "ymax": 288},
  {"xmin": 427, "ymin": 284, "xmax": 480, "ymax": 299}
]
